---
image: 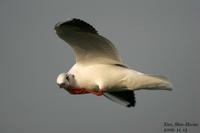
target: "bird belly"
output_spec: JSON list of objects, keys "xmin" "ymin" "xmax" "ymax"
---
[
  {"xmin": 69, "ymin": 63, "xmax": 129, "ymax": 91},
  {"xmin": 87, "ymin": 65, "xmax": 127, "ymax": 90}
]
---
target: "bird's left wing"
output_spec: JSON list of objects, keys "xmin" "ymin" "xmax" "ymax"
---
[
  {"xmin": 55, "ymin": 18, "xmax": 123, "ymax": 64},
  {"xmin": 103, "ymin": 90, "xmax": 136, "ymax": 107}
]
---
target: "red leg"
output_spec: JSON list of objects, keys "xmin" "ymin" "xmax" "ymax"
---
[
  {"xmin": 69, "ymin": 87, "xmax": 103, "ymax": 96},
  {"xmin": 68, "ymin": 88, "xmax": 90, "ymax": 94},
  {"xmin": 86, "ymin": 89, "xmax": 103, "ymax": 96}
]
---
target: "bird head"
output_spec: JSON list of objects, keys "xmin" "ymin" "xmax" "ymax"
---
[{"xmin": 56, "ymin": 73, "xmax": 75, "ymax": 89}]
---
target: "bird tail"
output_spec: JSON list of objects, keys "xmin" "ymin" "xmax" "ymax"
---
[
  {"xmin": 133, "ymin": 74, "xmax": 172, "ymax": 91},
  {"xmin": 146, "ymin": 74, "xmax": 172, "ymax": 90}
]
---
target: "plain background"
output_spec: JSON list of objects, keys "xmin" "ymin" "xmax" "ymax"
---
[{"xmin": 0, "ymin": 0, "xmax": 199, "ymax": 133}]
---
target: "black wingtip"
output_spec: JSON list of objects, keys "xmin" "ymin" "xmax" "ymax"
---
[
  {"xmin": 106, "ymin": 90, "xmax": 136, "ymax": 108},
  {"xmin": 126, "ymin": 104, "xmax": 134, "ymax": 108},
  {"xmin": 126, "ymin": 92, "xmax": 136, "ymax": 108},
  {"xmin": 126, "ymin": 102, "xmax": 135, "ymax": 108},
  {"xmin": 58, "ymin": 18, "xmax": 98, "ymax": 34}
]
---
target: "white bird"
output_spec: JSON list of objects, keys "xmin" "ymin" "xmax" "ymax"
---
[{"xmin": 55, "ymin": 18, "xmax": 172, "ymax": 107}]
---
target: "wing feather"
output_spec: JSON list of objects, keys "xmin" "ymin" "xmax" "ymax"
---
[
  {"xmin": 103, "ymin": 90, "xmax": 136, "ymax": 107},
  {"xmin": 55, "ymin": 18, "xmax": 122, "ymax": 64}
]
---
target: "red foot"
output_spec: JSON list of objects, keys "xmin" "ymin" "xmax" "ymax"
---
[
  {"xmin": 85, "ymin": 89, "xmax": 103, "ymax": 96},
  {"xmin": 69, "ymin": 87, "xmax": 103, "ymax": 96},
  {"xmin": 68, "ymin": 87, "xmax": 89, "ymax": 94}
]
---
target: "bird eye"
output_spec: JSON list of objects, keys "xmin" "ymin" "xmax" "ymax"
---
[{"xmin": 66, "ymin": 76, "xmax": 69, "ymax": 80}]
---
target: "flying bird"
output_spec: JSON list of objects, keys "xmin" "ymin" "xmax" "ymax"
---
[{"xmin": 55, "ymin": 18, "xmax": 172, "ymax": 107}]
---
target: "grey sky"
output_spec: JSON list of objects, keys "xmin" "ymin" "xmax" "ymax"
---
[{"xmin": 0, "ymin": 0, "xmax": 199, "ymax": 133}]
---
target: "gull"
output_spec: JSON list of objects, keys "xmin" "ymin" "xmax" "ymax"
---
[{"xmin": 55, "ymin": 18, "xmax": 172, "ymax": 107}]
